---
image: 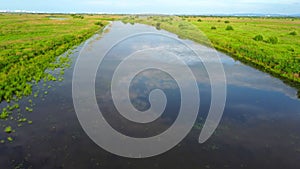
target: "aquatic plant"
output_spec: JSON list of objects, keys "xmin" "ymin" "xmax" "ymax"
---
[
  {"xmin": 0, "ymin": 108, "xmax": 10, "ymax": 119},
  {"xmin": 4, "ymin": 126, "xmax": 12, "ymax": 133},
  {"xmin": 25, "ymin": 107, "xmax": 33, "ymax": 112},
  {"xmin": 18, "ymin": 118, "xmax": 27, "ymax": 123},
  {"xmin": 7, "ymin": 137, "xmax": 13, "ymax": 142}
]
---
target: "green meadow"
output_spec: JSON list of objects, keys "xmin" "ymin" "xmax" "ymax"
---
[
  {"xmin": 190, "ymin": 16, "xmax": 300, "ymax": 84},
  {"xmin": 0, "ymin": 14, "xmax": 111, "ymax": 104}
]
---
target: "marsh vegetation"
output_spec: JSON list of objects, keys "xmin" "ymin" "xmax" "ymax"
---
[{"xmin": 0, "ymin": 13, "xmax": 114, "ymax": 136}]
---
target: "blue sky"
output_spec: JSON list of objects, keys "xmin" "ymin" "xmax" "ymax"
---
[{"xmin": 1, "ymin": 0, "xmax": 299, "ymax": 14}]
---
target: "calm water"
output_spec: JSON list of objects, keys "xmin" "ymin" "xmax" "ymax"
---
[{"xmin": 1, "ymin": 22, "xmax": 300, "ymax": 169}]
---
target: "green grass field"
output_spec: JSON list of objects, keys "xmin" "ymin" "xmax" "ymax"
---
[
  {"xmin": 0, "ymin": 14, "xmax": 114, "ymax": 104},
  {"xmin": 124, "ymin": 16, "xmax": 300, "ymax": 93},
  {"xmin": 1, "ymin": 14, "xmax": 299, "ymax": 107},
  {"xmin": 190, "ymin": 16, "xmax": 300, "ymax": 82}
]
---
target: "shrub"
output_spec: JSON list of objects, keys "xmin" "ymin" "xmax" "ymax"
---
[
  {"xmin": 197, "ymin": 19, "xmax": 202, "ymax": 22},
  {"xmin": 95, "ymin": 22, "xmax": 104, "ymax": 27},
  {"xmin": 225, "ymin": 25, "xmax": 234, "ymax": 30},
  {"xmin": 156, "ymin": 22, "xmax": 161, "ymax": 30},
  {"xmin": 71, "ymin": 14, "xmax": 84, "ymax": 19},
  {"xmin": 289, "ymin": 31, "xmax": 297, "ymax": 35},
  {"xmin": 253, "ymin": 34, "xmax": 264, "ymax": 41},
  {"xmin": 224, "ymin": 20, "xmax": 230, "ymax": 24},
  {"xmin": 211, "ymin": 26, "xmax": 217, "ymax": 30},
  {"xmin": 266, "ymin": 36, "xmax": 279, "ymax": 44}
]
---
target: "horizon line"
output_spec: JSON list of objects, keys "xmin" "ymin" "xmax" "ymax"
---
[{"xmin": 1, "ymin": 10, "xmax": 300, "ymax": 17}]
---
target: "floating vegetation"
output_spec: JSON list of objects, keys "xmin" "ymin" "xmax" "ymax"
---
[
  {"xmin": 25, "ymin": 107, "xmax": 33, "ymax": 112},
  {"xmin": 18, "ymin": 118, "xmax": 27, "ymax": 123},
  {"xmin": 193, "ymin": 122, "xmax": 204, "ymax": 130},
  {"xmin": 0, "ymin": 108, "xmax": 10, "ymax": 119},
  {"xmin": 4, "ymin": 126, "xmax": 12, "ymax": 133},
  {"xmin": 7, "ymin": 137, "xmax": 13, "ymax": 142}
]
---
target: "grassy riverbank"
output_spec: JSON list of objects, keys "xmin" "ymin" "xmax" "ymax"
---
[
  {"xmin": 122, "ymin": 16, "xmax": 300, "ymax": 96},
  {"xmin": 190, "ymin": 16, "xmax": 300, "ymax": 85},
  {"xmin": 0, "ymin": 13, "xmax": 120, "ymax": 138},
  {"xmin": 0, "ymin": 14, "xmax": 112, "ymax": 103}
]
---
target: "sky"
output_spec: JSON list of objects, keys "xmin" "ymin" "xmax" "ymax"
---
[{"xmin": 0, "ymin": 0, "xmax": 299, "ymax": 15}]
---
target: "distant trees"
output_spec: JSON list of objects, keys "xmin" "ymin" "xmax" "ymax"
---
[{"xmin": 71, "ymin": 14, "xmax": 84, "ymax": 19}]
